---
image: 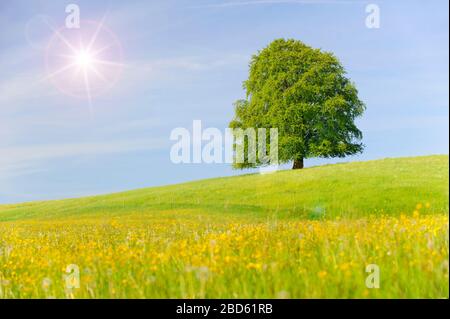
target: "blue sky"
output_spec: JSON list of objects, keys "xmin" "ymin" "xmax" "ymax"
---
[{"xmin": 0, "ymin": 0, "xmax": 448, "ymax": 203}]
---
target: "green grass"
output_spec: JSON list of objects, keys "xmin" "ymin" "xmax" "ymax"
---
[
  {"xmin": 0, "ymin": 155, "xmax": 448, "ymax": 299},
  {"xmin": 1, "ymin": 155, "xmax": 448, "ymax": 221}
]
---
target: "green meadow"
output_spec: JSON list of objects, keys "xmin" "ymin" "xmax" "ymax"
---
[{"xmin": 0, "ymin": 155, "xmax": 448, "ymax": 298}]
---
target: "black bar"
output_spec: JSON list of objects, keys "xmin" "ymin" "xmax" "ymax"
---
[{"xmin": 0, "ymin": 299, "xmax": 448, "ymax": 317}]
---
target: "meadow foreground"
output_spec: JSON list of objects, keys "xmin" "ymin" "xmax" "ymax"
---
[{"xmin": 0, "ymin": 155, "xmax": 448, "ymax": 298}]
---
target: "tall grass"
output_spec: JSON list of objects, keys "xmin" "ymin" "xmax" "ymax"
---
[{"xmin": 0, "ymin": 155, "xmax": 448, "ymax": 298}]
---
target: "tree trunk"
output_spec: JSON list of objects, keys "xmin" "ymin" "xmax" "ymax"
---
[{"xmin": 292, "ymin": 158, "xmax": 304, "ymax": 169}]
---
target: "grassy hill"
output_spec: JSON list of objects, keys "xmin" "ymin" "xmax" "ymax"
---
[
  {"xmin": 0, "ymin": 155, "xmax": 448, "ymax": 299},
  {"xmin": 0, "ymin": 155, "xmax": 448, "ymax": 222}
]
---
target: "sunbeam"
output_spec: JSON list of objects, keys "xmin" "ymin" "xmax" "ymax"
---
[{"xmin": 44, "ymin": 18, "xmax": 124, "ymax": 103}]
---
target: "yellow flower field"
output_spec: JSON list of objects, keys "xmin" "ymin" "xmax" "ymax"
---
[
  {"xmin": 0, "ymin": 212, "xmax": 448, "ymax": 298},
  {"xmin": 0, "ymin": 156, "xmax": 448, "ymax": 298}
]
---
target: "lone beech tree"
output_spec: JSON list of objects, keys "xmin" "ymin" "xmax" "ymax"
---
[{"xmin": 230, "ymin": 39, "xmax": 366, "ymax": 169}]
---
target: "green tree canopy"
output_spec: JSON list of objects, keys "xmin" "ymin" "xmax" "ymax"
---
[{"xmin": 230, "ymin": 38, "xmax": 366, "ymax": 169}]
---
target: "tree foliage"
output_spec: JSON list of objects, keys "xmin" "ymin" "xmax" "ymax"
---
[{"xmin": 230, "ymin": 39, "xmax": 366, "ymax": 169}]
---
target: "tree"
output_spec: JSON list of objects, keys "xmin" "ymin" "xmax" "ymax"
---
[{"xmin": 229, "ymin": 39, "xmax": 366, "ymax": 169}]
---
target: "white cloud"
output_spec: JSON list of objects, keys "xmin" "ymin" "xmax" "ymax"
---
[
  {"xmin": 105, "ymin": 53, "xmax": 249, "ymax": 96},
  {"xmin": 103, "ymin": 118, "xmax": 166, "ymax": 133},
  {"xmin": 360, "ymin": 115, "xmax": 449, "ymax": 132},
  {"xmin": 195, "ymin": 0, "xmax": 361, "ymax": 8},
  {"xmin": 0, "ymin": 69, "xmax": 58, "ymax": 104},
  {"xmin": 141, "ymin": 54, "xmax": 248, "ymax": 71},
  {"xmin": 0, "ymin": 137, "xmax": 167, "ymax": 179},
  {"xmin": 0, "ymin": 51, "xmax": 248, "ymax": 105}
]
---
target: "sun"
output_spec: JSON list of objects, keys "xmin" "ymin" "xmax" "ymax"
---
[
  {"xmin": 44, "ymin": 19, "xmax": 124, "ymax": 107},
  {"xmin": 75, "ymin": 50, "xmax": 94, "ymax": 68}
]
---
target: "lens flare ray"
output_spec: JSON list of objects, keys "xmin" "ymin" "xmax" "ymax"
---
[{"xmin": 44, "ymin": 19, "xmax": 124, "ymax": 106}]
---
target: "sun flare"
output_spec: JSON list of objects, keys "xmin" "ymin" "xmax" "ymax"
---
[
  {"xmin": 75, "ymin": 50, "xmax": 94, "ymax": 68},
  {"xmin": 44, "ymin": 19, "xmax": 124, "ymax": 105}
]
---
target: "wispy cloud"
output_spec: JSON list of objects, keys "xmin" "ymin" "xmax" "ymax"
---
[
  {"xmin": 137, "ymin": 53, "xmax": 248, "ymax": 72},
  {"xmin": 0, "ymin": 69, "xmax": 59, "ymax": 103},
  {"xmin": 195, "ymin": 0, "xmax": 364, "ymax": 8},
  {"xmin": 0, "ymin": 137, "xmax": 167, "ymax": 178},
  {"xmin": 0, "ymin": 51, "xmax": 248, "ymax": 105},
  {"xmin": 360, "ymin": 115, "xmax": 449, "ymax": 132},
  {"xmin": 103, "ymin": 118, "xmax": 167, "ymax": 133},
  {"xmin": 108, "ymin": 52, "xmax": 249, "ymax": 95}
]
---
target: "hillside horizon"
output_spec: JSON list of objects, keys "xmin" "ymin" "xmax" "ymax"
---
[
  {"xmin": 1, "ymin": 154, "xmax": 448, "ymax": 222},
  {"xmin": 1, "ymin": 153, "xmax": 448, "ymax": 207}
]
